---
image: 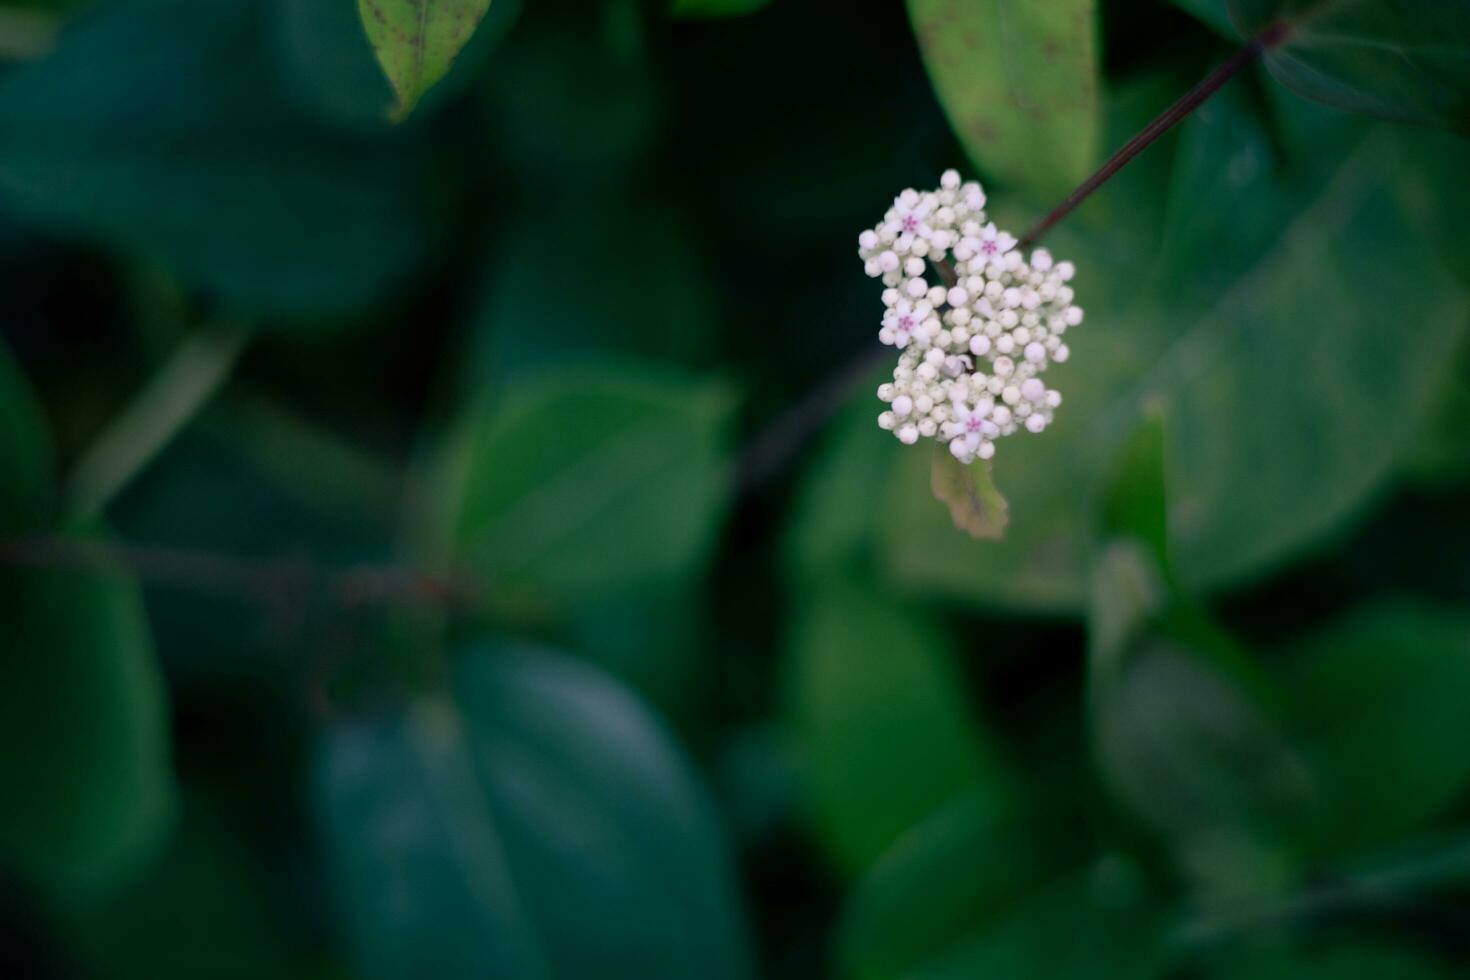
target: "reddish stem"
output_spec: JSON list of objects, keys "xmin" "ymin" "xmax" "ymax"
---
[{"xmin": 1019, "ymin": 21, "xmax": 1292, "ymax": 249}]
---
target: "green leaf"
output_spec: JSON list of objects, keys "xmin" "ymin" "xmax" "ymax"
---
[
  {"xmin": 1216, "ymin": 941, "xmax": 1458, "ymax": 980},
  {"xmin": 273, "ymin": 0, "xmax": 519, "ymax": 128},
  {"xmin": 837, "ymin": 787, "xmax": 1057, "ymax": 980},
  {"xmin": 783, "ymin": 395, "xmax": 898, "ymax": 584},
  {"xmin": 1098, "ymin": 405, "xmax": 1168, "ymax": 572},
  {"xmin": 358, "ymin": 0, "xmax": 492, "ymax": 120},
  {"xmin": 905, "ymin": 0, "xmax": 1100, "ymax": 202},
  {"xmin": 465, "ymin": 207, "xmax": 718, "ymax": 387},
  {"xmin": 1231, "ymin": 0, "xmax": 1470, "ymax": 133},
  {"xmin": 1091, "ymin": 628, "xmax": 1316, "ymax": 893},
  {"xmin": 439, "ymin": 365, "xmax": 734, "ymax": 612},
  {"xmin": 880, "ymin": 90, "xmax": 1470, "ymax": 613},
  {"xmin": 785, "ymin": 584, "xmax": 1005, "ymax": 873},
  {"xmin": 0, "ymin": 0, "xmax": 438, "ymax": 317},
  {"xmin": 0, "ymin": 339, "xmax": 51, "ymax": 531},
  {"xmin": 1089, "ymin": 415, "xmax": 1315, "ymax": 893},
  {"xmin": 0, "ymin": 537, "xmax": 176, "ymax": 898},
  {"xmin": 58, "ymin": 790, "xmax": 322, "ymax": 980},
  {"xmin": 317, "ymin": 646, "xmax": 751, "ymax": 980},
  {"xmin": 1278, "ymin": 600, "xmax": 1470, "ymax": 851},
  {"xmin": 930, "ymin": 448, "xmax": 1008, "ymax": 540},
  {"xmin": 898, "ymin": 868, "xmax": 1167, "ymax": 980}
]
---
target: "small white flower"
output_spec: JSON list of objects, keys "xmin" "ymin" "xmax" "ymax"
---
[
  {"xmin": 974, "ymin": 223, "xmax": 1016, "ymax": 267},
  {"xmin": 858, "ymin": 171, "xmax": 1080, "ymax": 465}
]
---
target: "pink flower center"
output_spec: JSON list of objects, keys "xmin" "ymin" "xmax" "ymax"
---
[
  {"xmin": 897, "ymin": 314, "xmax": 914, "ymax": 333},
  {"xmin": 901, "ymin": 214, "xmax": 919, "ymax": 233},
  {"xmin": 965, "ymin": 416, "xmax": 983, "ymax": 432},
  {"xmin": 980, "ymin": 240, "xmax": 998, "ymax": 256}
]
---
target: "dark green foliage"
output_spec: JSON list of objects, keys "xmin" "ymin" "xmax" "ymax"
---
[{"xmin": 2, "ymin": 0, "xmax": 1470, "ymax": 976}]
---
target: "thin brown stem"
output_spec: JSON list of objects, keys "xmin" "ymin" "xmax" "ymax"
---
[
  {"xmin": 0, "ymin": 534, "xmax": 481, "ymax": 613},
  {"xmin": 1019, "ymin": 21, "xmax": 1292, "ymax": 249}
]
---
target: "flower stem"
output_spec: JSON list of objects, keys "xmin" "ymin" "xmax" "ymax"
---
[
  {"xmin": 1020, "ymin": 21, "xmax": 1291, "ymax": 249},
  {"xmin": 65, "ymin": 321, "xmax": 250, "ymax": 523}
]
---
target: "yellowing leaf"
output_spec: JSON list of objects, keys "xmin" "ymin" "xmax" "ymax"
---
[
  {"xmin": 931, "ymin": 448, "xmax": 1008, "ymax": 540},
  {"xmin": 358, "ymin": 0, "xmax": 492, "ymax": 120}
]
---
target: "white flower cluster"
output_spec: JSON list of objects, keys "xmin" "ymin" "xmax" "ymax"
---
[{"xmin": 857, "ymin": 170, "xmax": 1082, "ymax": 464}]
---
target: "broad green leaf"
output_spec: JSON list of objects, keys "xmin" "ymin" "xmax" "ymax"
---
[
  {"xmin": 358, "ymin": 0, "xmax": 492, "ymax": 120},
  {"xmin": 0, "ymin": 339, "xmax": 50, "ymax": 530},
  {"xmin": 901, "ymin": 868, "xmax": 1167, "ymax": 980},
  {"xmin": 905, "ymin": 0, "xmax": 1100, "ymax": 202},
  {"xmin": 273, "ymin": 0, "xmax": 519, "ymax": 128},
  {"xmin": 930, "ymin": 448, "xmax": 1008, "ymax": 540},
  {"xmin": 786, "ymin": 584, "xmax": 1005, "ymax": 873},
  {"xmin": 58, "ymin": 791, "xmax": 321, "ymax": 980},
  {"xmin": 465, "ymin": 207, "xmax": 718, "ymax": 388},
  {"xmin": 1098, "ymin": 406, "xmax": 1169, "ymax": 572},
  {"xmin": 1278, "ymin": 600, "xmax": 1470, "ymax": 851},
  {"xmin": 0, "ymin": 0, "xmax": 437, "ymax": 317},
  {"xmin": 0, "ymin": 539, "xmax": 176, "ymax": 898},
  {"xmin": 837, "ymin": 787, "xmax": 1058, "ymax": 980},
  {"xmin": 1231, "ymin": 0, "xmax": 1470, "ymax": 133},
  {"xmin": 881, "ymin": 90, "xmax": 1470, "ymax": 613},
  {"xmin": 783, "ymin": 394, "xmax": 897, "ymax": 583},
  {"xmin": 1091, "ymin": 629, "xmax": 1316, "ymax": 893},
  {"xmin": 439, "ymin": 365, "xmax": 734, "ymax": 612},
  {"xmin": 1216, "ymin": 941, "xmax": 1457, "ymax": 980},
  {"xmin": 318, "ymin": 646, "xmax": 751, "ymax": 980},
  {"xmin": 1089, "ymin": 422, "xmax": 1315, "ymax": 894}
]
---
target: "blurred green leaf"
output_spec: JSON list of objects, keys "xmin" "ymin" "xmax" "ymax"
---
[
  {"xmin": 59, "ymin": 790, "xmax": 322, "ymax": 980},
  {"xmin": 783, "ymin": 394, "xmax": 897, "ymax": 584},
  {"xmin": 466, "ymin": 207, "xmax": 718, "ymax": 387},
  {"xmin": 898, "ymin": 866, "xmax": 1167, "ymax": 980},
  {"xmin": 357, "ymin": 0, "xmax": 491, "ymax": 120},
  {"xmin": 930, "ymin": 448, "xmax": 1008, "ymax": 540},
  {"xmin": 1215, "ymin": 941, "xmax": 1458, "ymax": 980},
  {"xmin": 0, "ymin": 339, "xmax": 51, "ymax": 530},
  {"xmin": 837, "ymin": 787, "xmax": 1056, "ymax": 980},
  {"xmin": 1089, "ymin": 414, "xmax": 1315, "ymax": 893},
  {"xmin": 1092, "ymin": 634, "xmax": 1314, "ymax": 892},
  {"xmin": 882, "ymin": 97, "xmax": 1469, "ymax": 612},
  {"xmin": 1099, "ymin": 405, "xmax": 1168, "ymax": 572},
  {"xmin": 786, "ymin": 584, "xmax": 1005, "ymax": 873},
  {"xmin": 0, "ymin": 0, "xmax": 438, "ymax": 317},
  {"xmin": 439, "ymin": 365, "xmax": 734, "ymax": 613},
  {"xmin": 1279, "ymin": 600, "xmax": 1470, "ymax": 851},
  {"xmin": 905, "ymin": 0, "xmax": 1100, "ymax": 202},
  {"xmin": 0, "ymin": 541, "xmax": 176, "ymax": 899},
  {"xmin": 1231, "ymin": 0, "xmax": 1470, "ymax": 133},
  {"xmin": 318, "ymin": 646, "xmax": 751, "ymax": 980}
]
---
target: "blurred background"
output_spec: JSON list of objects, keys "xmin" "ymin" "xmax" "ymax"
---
[{"xmin": 2, "ymin": 0, "xmax": 1470, "ymax": 977}]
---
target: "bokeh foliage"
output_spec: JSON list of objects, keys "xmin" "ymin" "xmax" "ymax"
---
[{"xmin": 1, "ymin": 0, "xmax": 1469, "ymax": 977}]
